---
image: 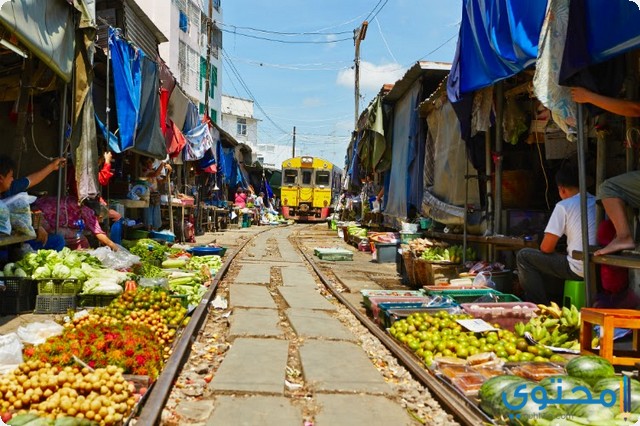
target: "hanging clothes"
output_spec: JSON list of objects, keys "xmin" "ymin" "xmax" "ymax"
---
[
  {"xmin": 109, "ymin": 27, "xmax": 143, "ymax": 152},
  {"xmin": 167, "ymin": 86, "xmax": 189, "ymax": 131},
  {"xmin": 159, "ymin": 87, "xmax": 170, "ymax": 136},
  {"xmin": 133, "ymin": 57, "xmax": 166, "ymax": 159},
  {"xmin": 165, "ymin": 119, "xmax": 187, "ymax": 158},
  {"xmin": 183, "ymin": 122, "xmax": 213, "ymax": 161},
  {"xmin": 182, "ymin": 102, "xmax": 199, "ymax": 134}
]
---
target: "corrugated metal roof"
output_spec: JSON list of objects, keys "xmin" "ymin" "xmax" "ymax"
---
[{"xmin": 383, "ymin": 61, "xmax": 450, "ymax": 103}]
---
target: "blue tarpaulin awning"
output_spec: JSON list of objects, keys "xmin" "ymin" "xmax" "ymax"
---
[{"xmin": 447, "ymin": 0, "xmax": 640, "ymax": 103}]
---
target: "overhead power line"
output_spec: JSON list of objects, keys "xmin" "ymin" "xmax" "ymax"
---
[
  {"xmin": 221, "ymin": 28, "xmax": 351, "ymax": 44},
  {"xmin": 217, "ymin": 22, "xmax": 352, "ymax": 36}
]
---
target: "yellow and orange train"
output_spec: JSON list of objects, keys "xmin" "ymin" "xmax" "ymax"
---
[{"xmin": 280, "ymin": 156, "xmax": 343, "ymax": 221}]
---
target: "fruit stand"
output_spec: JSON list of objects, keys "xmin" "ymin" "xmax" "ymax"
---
[
  {"xmin": 360, "ymin": 286, "xmax": 640, "ymax": 425},
  {"xmin": 0, "ymin": 240, "xmax": 226, "ymax": 425}
]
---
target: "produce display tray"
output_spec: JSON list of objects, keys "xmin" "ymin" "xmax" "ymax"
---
[
  {"xmin": 361, "ymin": 289, "xmax": 425, "ymax": 309},
  {"xmin": 424, "ymin": 288, "xmax": 520, "ymax": 304},
  {"xmin": 383, "ymin": 306, "xmax": 461, "ymax": 328},
  {"xmin": 36, "ymin": 279, "xmax": 82, "ymax": 295},
  {"xmin": 34, "ymin": 295, "xmax": 76, "ymax": 314},
  {"xmin": 313, "ymin": 248, "xmax": 353, "ymax": 261},
  {"xmin": 461, "ymin": 302, "xmax": 538, "ymax": 331},
  {"xmin": 368, "ymin": 296, "xmax": 433, "ymax": 323},
  {"xmin": 77, "ymin": 294, "xmax": 118, "ymax": 308},
  {"xmin": 0, "ymin": 277, "xmax": 37, "ymax": 315}
]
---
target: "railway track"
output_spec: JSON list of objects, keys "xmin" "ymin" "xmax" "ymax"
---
[{"xmin": 134, "ymin": 224, "xmax": 490, "ymax": 425}]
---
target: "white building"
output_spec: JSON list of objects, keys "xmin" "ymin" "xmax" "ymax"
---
[
  {"xmin": 136, "ymin": 0, "xmax": 223, "ymax": 124},
  {"xmin": 221, "ymin": 94, "xmax": 259, "ymax": 152},
  {"xmin": 256, "ymin": 143, "xmax": 292, "ymax": 169}
]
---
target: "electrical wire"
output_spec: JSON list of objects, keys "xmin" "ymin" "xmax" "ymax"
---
[
  {"xmin": 221, "ymin": 28, "xmax": 351, "ymax": 44},
  {"xmin": 217, "ymin": 22, "xmax": 352, "ymax": 36},
  {"xmin": 225, "ymin": 56, "xmax": 351, "ymax": 71},
  {"xmin": 364, "ymin": 0, "xmax": 388, "ymax": 22},
  {"xmin": 374, "ymin": 16, "xmax": 398, "ymax": 63}
]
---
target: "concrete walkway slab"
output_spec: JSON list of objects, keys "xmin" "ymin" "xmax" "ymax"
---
[
  {"xmin": 285, "ymin": 308, "xmax": 355, "ymax": 341},
  {"xmin": 278, "ymin": 286, "xmax": 336, "ymax": 311},
  {"xmin": 281, "ymin": 266, "xmax": 315, "ymax": 287},
  {"xmin": 299, "ymin": 340, "xmax": 391, "ymax": 393},
  {"xmin": 206, "ymin": 395, "xmax": 303, "ymax": 426},
  {"xmin": 230, "ymin": 285, "xmax": 277, "ymax": 309},
  {"xmin": 315, "ymin": 394, "xmax": 412, "ymax": 426},
  {"xmin": 340, "ymin": 278, "xmax": 381, "ymax": 294},
  {"xmin": 234, "ymin": 263, "xmax": 271, "ymax": 284},
  {"xmin": 277, "ymin": 244, "xmax": 302, "ymax": 263},
  {"xmin": 230, "ymin": 308, "xmax": 283, "ymax": 337},
  {"xmin": 209, "ymin": 338, "xmax": 289, "ymax": 393}
]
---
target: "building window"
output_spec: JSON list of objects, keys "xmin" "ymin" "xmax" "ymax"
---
[
  {"xmin": 199, "ymin": 57, "xmax": 206, "ymax": 91},
  {"xmin": 179, "ymin": 41, "xmax": 199, "ymax": 87},
  {"xmin": 213, "ymin": 0, "xmax": 221, "ymax": 11},
  {"xmin": 179, "ymin": 11, "xmax": 188, "ymax": 32},
  {"xmin": 199, "ymin": 103, "xmax": 205, "ymax": 114},
  {"xmin": 210, "ymin": 109, "xmax": 217, "ymax": 123},
  {"xmin": 237, "ymin": 118, "xmax": 247, "ymax": 136},
  {"xmin": 257, "ymin": 156, "xmax": 264, "ymax": 165}
]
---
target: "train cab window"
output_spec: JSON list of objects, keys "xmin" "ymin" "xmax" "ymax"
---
[
  {"xmin": 301, "ymin": 170, "xmax": 312, "ymax": 185},
  {"xmin": 283, "ymin": 169, "xmax": 298, "ymax": 185},
  {"xmin": 315, "ymin": 171, "xmax": 330, "ymax": 186}
]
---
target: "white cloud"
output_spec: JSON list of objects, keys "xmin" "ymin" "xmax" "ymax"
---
[{"xmin": 336, "ymin": 61, "xmax": 406, "ymax": 93}]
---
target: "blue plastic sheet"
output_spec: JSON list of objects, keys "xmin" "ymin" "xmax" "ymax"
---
[{"xmin": 109, "ymin": 28, "xmax": 143, "ymax": 152}]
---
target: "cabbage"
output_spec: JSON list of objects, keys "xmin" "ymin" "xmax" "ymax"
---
[
  {"xmin": 13, "ymin": 268, "xmax": 27, "ymax": 278},
  {"xmin": 52, "ymin": 264, "xmax": 71, "ymax": 279},
  {"xmin": 33, "ymin": 265, "xmax": 52, "ymax": 279},
  {"xmin": 82, "ymin": 278, "xmax": 123, "ymax": 295}
]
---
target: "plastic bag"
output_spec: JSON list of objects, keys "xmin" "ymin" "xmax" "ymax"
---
[
  {"xmin": 473, "ymin": 271, "xmax": 496, "ymax": 289},
  {"xmin": 0, "ymin": 199, "xmax": 10, "ymax": 235},
  {"xmin": 0, "ymin": 332, "xmax": 23, "ymax": 374},
  {"xmin": 139, "ymin": 277, "xmax": 168, "ymax": 288},
  {"xmin": 89, "ymin": 244, "xmax": 140, "ymax": 269},
  {"xmin": 17, "ymin": 320, "xmax": 64, "ymax": 345},
  {"xmin": 4, "ymin": 192, "xmax": 37, "ymax": 237}
]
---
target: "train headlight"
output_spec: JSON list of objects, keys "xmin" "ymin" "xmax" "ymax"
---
[{"xmin": 323, "ymin": 163, "xmax": 327, "ymax": 168}]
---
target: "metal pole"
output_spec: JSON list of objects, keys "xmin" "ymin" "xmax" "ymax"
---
[
  {"xmin": 494, "ymin": 82, "xmax": 504, "ymax": 234},
  {"xmin": 204, "ymin": 0, "xmax": 213, "ymax": 116},
  {"xmin": 595, "ymin": 130, "xmax": 606, "ymax": 225},
  {"xmin": 577, "ymin": 104, "xmax": 592, "ymax": 306},
  {"xmin": 292, "ymin": 126, "xmax": 296, "ymax": 157},
  {"xmin": 485, "ymin": 130, "xmax": 493, "ymax": 237},
  {"xmin": 55, "ymin": 85, "xmax": 68, "ymax": 233},
  {"xmin": 353, "ymin": 21, "xmax": 367, "ymax": 129},
  {"xmin": 463, "ymin": 159, "xmax": 468, "ymax": 264}
]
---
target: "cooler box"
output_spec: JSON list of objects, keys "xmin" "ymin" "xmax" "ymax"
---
[{"xmin": 373, "ymin": 242, "xmax": 399, "ymax": 263}]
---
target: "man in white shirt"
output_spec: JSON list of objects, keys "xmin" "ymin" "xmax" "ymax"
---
[{"xmin": 516, "ymin": 163, "xmax": 596, "ymax": 305}]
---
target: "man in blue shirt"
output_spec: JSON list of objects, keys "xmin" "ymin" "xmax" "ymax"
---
[{"xmin": 0, "ymin": 155, "xmax": 66, "ymax": 250}]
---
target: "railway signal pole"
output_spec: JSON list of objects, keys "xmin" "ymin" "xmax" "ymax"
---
[{"xmin": 292, "ymin": 126, "xmax": 296, "ymax": 157}]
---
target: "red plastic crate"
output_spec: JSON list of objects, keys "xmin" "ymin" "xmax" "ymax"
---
[{"xmin": 461, "ymin": 302, "xmax": 538, "ymax": 330}]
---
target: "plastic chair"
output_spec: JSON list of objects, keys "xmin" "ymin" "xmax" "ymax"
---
[{"xmin": 563, "ymin": 280, "xmax": 585, "ymax": 310}]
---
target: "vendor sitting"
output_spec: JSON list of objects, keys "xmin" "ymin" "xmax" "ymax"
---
[
  {"xmin": 516, "ymin": 163, "xmax": 595, "ymax": 305},
  {"xmin": 234, "ymin": 187, "xmax": 247, "ymax": 208},
  {"xmin": 33, "ymin": 195, "xmax": 119, "ymax": 251},
  {"xmin": 0, "ymin": 155, "xmax": 66, "ymax": 250}
]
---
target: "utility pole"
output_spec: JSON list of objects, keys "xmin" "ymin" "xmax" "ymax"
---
[
  {"xmin": 353, "ymin": 21, "xmax": 368, "ymax": 129},
  {"xmin": 292, "ymin": 126, "xmax": 296, "ymax": 158},
  {"xmin": 204, "ymin": 0, "xmax": 214, "ymax": 116}
]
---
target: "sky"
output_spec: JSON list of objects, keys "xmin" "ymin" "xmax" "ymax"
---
[{"xmin": 221, "ymin": 0, "xmax": 462, "ymax": 168}]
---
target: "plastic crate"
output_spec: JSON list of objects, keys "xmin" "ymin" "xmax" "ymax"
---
[
  {"xmin": 37, "ymin": 279, "xmax": 82, "ymax": 295},
  {"xmin": 77, "ymin": 294, "xmax": 119, "ymax": 308},
  {"xmin": 34, "ymin": 295, "xmax": 76, "ymax": 314},
  {"xmin": 424, "ymin": 288, "xmax": 521, "ymax": 304},
  {"xmin": 368, "ymin": 296, "xmax": 434, "ymax": 323},
  {"xmin": 461, "ymin": 302, "xmax": 538, "ymax": 331},
  {"xmin": 360, "ymin": 289, "xmax": 425, "ymax": 309},
  {"xmin": 0, "ymin": 277, "xmax": 37, "ymax": 315}
]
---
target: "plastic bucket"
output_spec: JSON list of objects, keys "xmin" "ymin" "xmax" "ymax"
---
[{"xmin": 420, "ymin": 217, "xmax": 432, "ymax": 230}]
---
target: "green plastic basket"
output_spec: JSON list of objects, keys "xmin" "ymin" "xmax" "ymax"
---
[
  {"xmin": 36, "ymin": 279, "xmax": 82, "ymax": 295},
  {"xmin": 34, "ymin": 295, "xmax": 76, "ymax": 314},
  {"xmin": 424, "ymin": 288, "xmax": 521, "ymax": 304}
]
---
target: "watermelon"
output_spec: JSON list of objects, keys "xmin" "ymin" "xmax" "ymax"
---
[
  {"xmin": 497, "ymin": 381, "xmax": 565, "ymax": 425},
  {"xmin": 566, "ymin": 398, "xmax": 619, "ymax": 422},
  {"xmin": 479, "ymin": 375, "xmax": 529, "ymax": 416},
  {"xmin": 565, "ymin": 355, "xmax": 615, "ymax": 386},
  {"xmin": 538, "ymin": 375, "xmax": 592, "ymax": 399},
  {"xmin": 592, "ymin": 376, "xmax": 640, "ymax": 393}
]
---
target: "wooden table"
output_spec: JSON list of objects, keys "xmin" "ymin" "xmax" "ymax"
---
[{"xmin": 580, "ymin": 308, "xmax": 640, "ymax": 366}]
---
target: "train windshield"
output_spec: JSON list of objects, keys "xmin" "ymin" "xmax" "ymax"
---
[
  {"xmin": 315, "ymin": 171, "xmax": 330, "ymax": 186},
  {"xmin": 283, "ymin": 169, "xmax": 298, "ymax": 185},
  {"xmin": 301, "ymin": 170, "xmax": 313, "ymax": 185}
]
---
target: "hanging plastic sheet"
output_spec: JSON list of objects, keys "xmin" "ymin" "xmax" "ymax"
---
[
  {"xmin": 159, "ymin": 87, "xmax": 170, "ymax": 136},
  {"xmin": 199, "ymin": 125, "xmax": 220, "ymax": 169},
  {"xmin": 407, "ymin": 92, "xmax": 424, "ymax": 213},
  {"xmin": 70, "ymin": 95, "xmax": 100, "ymax": 202},
  {"xmin": 184, "ymin": 123, "xmax": 213, "ymax": 161},
  {"xmin": 216, "ymin": 139, "xmax": 226, "ymax": 180},
  {"xmin": 133, "ymin": 57, "xmax": 166, "ymax": 160},
  {"xmin": 221, "ymin": 148, "xmax": 236, "ymax": 183},
  {"xmin": 109, "ymin": 28, "xmax": 142, "ymax": 153}
]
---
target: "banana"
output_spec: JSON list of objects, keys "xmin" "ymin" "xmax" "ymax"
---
[{"xmin": 542, "ymin": 318, "xmax": 560, "ymax": 328}]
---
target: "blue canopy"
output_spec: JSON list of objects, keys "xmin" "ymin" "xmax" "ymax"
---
[
  {"xmin": 447, "ymin": 0, "xmax": 640, "ymax": 102},
  {"xmin": 447, "ymin": 0, "xmax": 547, "ymax": 102}
]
